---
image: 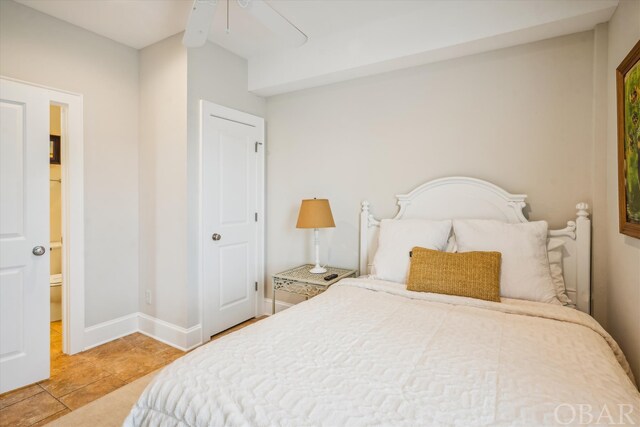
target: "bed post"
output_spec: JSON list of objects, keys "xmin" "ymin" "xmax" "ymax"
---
[
  {"xmin": 575, "ymin": 203, "xmax": 591, "ymax": 314},
  {"xmin": 360, "ymin": 201, "xmax": 370, "ymax": 276}
]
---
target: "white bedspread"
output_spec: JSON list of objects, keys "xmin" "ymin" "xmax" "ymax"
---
[{"xmin": 125, "ymin": 278, "xmax": 640, "ymax": 426}]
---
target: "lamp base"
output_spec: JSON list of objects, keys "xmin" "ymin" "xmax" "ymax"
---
[{"xmin": 309, "ymin": 266, "xmax": 327, "ymax": 274}]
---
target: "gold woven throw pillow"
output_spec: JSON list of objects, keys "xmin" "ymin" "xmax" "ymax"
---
[{"xmin": 407, "ymin": 247, "xmax": 501, "ymax": 302}]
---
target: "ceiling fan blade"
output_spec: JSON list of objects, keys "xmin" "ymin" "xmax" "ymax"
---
[
  {"xmin": 183, "ymin": 0, "xmax": 218, "ymax": 47},
  {"xmin": 241, "ymin": 0, "xmax": 307, "ymax": 47}
]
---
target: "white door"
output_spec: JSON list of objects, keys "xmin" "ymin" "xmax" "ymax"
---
[
  {"xmin": 0, "ymin": 79, "xmax": 50, "ymax": 393},
  {"xmin": 202, "ymin": 101, "xmax": 264, "ymax": 339}
]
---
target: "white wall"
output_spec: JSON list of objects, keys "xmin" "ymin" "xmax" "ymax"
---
[
  {"xmin": 139, "ymin": 33, "xmax": 189, "ymax": 328},
  {"xmin": 138, "ymin": 37, "xmax": 266, "ymax": 330},
  {"xmin": 0, "ymin": 0, "xmax": 140, "ymax": 326},
  {"xmin": 186, "ymin": 42, "xmax": 266, "ymax": 327},
  {"xmin": 265, "ymin": 32, "xmax": 598, "ymax": 306},
  {"xmin": 590, "ymin": 22, "xmax": 611, "ymax": 329},
  {"xmin": 604, "ymin": 0, "xmax": 640, "ymax": 382}
]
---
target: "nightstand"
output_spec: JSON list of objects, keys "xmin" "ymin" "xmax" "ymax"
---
[{"xmin": 272, "ymin": 264, "xmax": 358, "ymax": 314}]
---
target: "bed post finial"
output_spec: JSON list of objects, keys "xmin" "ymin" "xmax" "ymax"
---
[
  {"xmin": 574, "ymin": 202, "xmax": 591, "ymax": 314},
  {"xmin": 359, "ymin": 201, "xmax": 371, "ymax": 276},
  {"xmin": 576, "ymin": 203, "xmax": 589, "ymax": 218}
]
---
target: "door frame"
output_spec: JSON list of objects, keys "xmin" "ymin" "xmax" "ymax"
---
[
  {"xmin": 198, "ymin": 100, "xmax": 265, "ymax": 343},
  {"xmin": 1, "ymin": 77, "xmax": 85, "ymax": 355}
]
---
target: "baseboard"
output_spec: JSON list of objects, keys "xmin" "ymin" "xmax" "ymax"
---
[
  {"xmin": 83, "ymin": 313, "xmax": 139, "ymax": 350},
  {"xmin": 138, "ymin": 313, "xmax": 202, "ymax": 352},
  {"xmin": 263, "ymin": 298, "xmax": 295, "ymax": 315},
  {"xmin": 83, "ymin": 313, "xmax": 202, "ymax": 352}
]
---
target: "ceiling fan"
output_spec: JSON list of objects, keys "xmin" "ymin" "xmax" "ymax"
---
[{"xmin": 182, "ymin": 0, "xmax": 308, "ymax": 48}]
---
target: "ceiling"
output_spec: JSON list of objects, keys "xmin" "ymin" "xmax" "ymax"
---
[
  {"xmin": 15, "ymin": 0, "xmax": 619, "ymax": 96},
  {"xmin": 16, "ymin": 0, "xmax": 191, "ymax": 50},
  {"xmin": 208, "ymin": 1, "xmax": 434, "ymax": 58},
  {"xmin": 14, "ymin": 0, "xmax": 431, "ymax": 54}
]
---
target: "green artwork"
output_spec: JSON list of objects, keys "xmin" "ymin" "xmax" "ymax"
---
[{"xmin": 624, "ymin": 60, "xmax": 640, "ymax": 222}]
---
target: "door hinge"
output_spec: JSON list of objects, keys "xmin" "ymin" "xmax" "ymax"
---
[
  {"xmin": 255, "ymin": 212, "xmax": 258, "ymax": 222},
  {"xmin": 255, "ymin": 282, "xmax": 258, "ymax": 291},
  {"xmin": 254, "ymin": 141, "xmax": 262, "ymax": 153}
]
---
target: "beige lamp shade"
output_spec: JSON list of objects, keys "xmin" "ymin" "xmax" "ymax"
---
[{"xmin": 296, "ymin": 199, "xmax": 335, "ymax": 229}]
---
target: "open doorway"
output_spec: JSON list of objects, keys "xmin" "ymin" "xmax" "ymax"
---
[
  {"xmin": 49, "ymin": 104, "xmax": 64, "ymax": 354},
  {"xmin": 47, "ymin": 91, "xmax": 85, "ymax": 358}
]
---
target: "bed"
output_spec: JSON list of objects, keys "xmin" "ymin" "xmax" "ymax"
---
[{"xmin": 125, "ymin": 177, "xmax": 640, "ymax": 426}]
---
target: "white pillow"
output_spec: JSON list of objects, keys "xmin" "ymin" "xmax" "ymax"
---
[
  {"xmin": 547, "ymin": 238, "xmax": 574, "ymax": 306},
  {"xmin": 372, "ymin": 219, "xmax": 452, "ymax": 283},
  {"xmin": 446, "ymin": 232, "xmax": 571, "ymax": 304},
  {"xmin": 453, "ymin": 219, "xmax": 559, "ymax": 304}
]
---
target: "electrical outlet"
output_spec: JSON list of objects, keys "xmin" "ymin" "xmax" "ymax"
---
[{"xmin": 145, "ymin": 290, "xmax": 152, "ymax": 305}]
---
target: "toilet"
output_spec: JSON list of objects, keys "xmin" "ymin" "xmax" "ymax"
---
[{"xmin": 50, "ymin": 274, "xmax": 62, "ymax": 322}]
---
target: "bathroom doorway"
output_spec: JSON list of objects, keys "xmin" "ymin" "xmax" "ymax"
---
[
  {"xmin": 49, "ymin": 104, "xmax": 64, "ymax": 350},
  {"xmin": 46, "ymin": 90, "xmax": 86, "ymax": 358}
]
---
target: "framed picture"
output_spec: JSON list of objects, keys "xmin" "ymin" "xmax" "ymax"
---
[
  {"xmin": 617, "ymin": 40, "xmax": 640, "ymax": 239},
  {"xmin": 50, "ymin": 135, "xmax": 60, "ymax": 165}
]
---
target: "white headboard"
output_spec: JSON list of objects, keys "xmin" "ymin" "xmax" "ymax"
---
[{"xmin": 359, "ymin": 177, "xmax": 592, "ymax": 314}]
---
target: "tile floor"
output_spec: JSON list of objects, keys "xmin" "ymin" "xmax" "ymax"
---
[{"xmin": 0, "ymin": 316, "xmax": 266, "ymax": 426}]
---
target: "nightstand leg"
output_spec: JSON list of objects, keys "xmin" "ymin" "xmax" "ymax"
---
[{"xmin": 272, "ymin": 288, "xmax": 276, "ymax": 315}]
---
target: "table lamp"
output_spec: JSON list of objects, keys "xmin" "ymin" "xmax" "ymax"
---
[{"xmin": 296, "ymin": 198, "xmax": 335, "ymax": 273}]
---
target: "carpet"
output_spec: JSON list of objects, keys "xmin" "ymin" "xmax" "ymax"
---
[{"xmin": 46, "ymin": 371, "xmax": 156, "ymax": 426}]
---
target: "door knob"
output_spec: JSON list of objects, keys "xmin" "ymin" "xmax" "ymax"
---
[
  {"xmin": 32, "ymin": 246, "xmax": 46, "ymax": 256},
  {"xmin": 212, "ymin": 233, "xmax": 222, "ymax": 241}
]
